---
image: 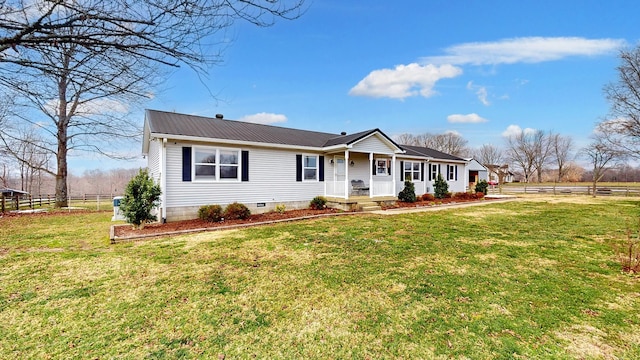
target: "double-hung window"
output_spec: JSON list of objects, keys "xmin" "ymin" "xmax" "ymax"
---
[
  {"xmin": 303, "ymin": 155, "xmax": 317, "ymax": 181},
  {"xmin": 376, "ymin": 159, "xmax": 389, "ymax": 175},
  {"xmin": 403, "ymin": 161, "xmax": 420, "ymax": 181},
  {"xmin": 194, "ymin": 149, "xmax": 217, "ymax": 180},
  {"xmin": 430, "ymin": 164, "xmax": 438, "ymax": 181},
  {"xmin": 194, "ymin": 147, "xmax": 240, "ymax": 181},
  {"xmin": 219, "ymin": 150, "xmax": 239, "ymax": 179},
  {"xmin": 447, "ymin": 164, "xmax": 457, "ymax": 181}
]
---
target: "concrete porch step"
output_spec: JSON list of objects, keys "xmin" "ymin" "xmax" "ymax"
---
[{"xmin": 358, "ymin": 201, "xmax": 382, "ymax": 211}]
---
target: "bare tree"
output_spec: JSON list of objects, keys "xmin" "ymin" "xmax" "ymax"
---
[
  {"xmin": 474, "ymin": 144, "xmax": 509, "ymax": 184},
  {"xmin": 505, "ymin": 131, "xmax": 537, "ymax": 183},
  {"xmin": 599, "ymin": 44, "xmax": 640, "ymax": 158},
  {"xmin": 550, "ymin": 133, "xmax": 575, "ymax": 182},
  {"xmin": 0, "ymin": 0, "xmax": 305, "ymax": 207},
  {"xmin": 583, "ymin": 132, "xmax": 625, "ymax": 197},
  {"xmin": 395, "ymin": 132, "xmax": 469, "ymax": 156},
  {"xmin": 394, "ymin": 133, "xmax": 418, "ymax": 146}
]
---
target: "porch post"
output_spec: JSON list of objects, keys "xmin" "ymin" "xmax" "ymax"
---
[
  {"xmin": 392, "ymin": 154, "xmax": 397, "ymax": 197},
  {"xmin": 369, "ymin": 152, "xmax": 374, "ymax": 198},
  {"xmin": 344, "ymin": 150, "xmax": 349, "ymax": 199}
]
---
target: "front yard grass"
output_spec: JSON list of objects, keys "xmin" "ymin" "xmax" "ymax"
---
[{"xmin": 1, "ymin": 197, "xmax": 639, "ymax": 358}]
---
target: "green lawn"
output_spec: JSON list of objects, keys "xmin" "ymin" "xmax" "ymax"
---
[{"xmin": 1, "ymin": 197, "xmax": 639, "ymax": 359}]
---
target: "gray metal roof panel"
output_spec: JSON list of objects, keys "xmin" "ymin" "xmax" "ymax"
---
[
  {"xmin": 400, "ymin": 144, "xmax": 466, "ymax": 161},
  {"xmin": 146, "ymin": 109, "xmax": 341, "ymax": 147}
]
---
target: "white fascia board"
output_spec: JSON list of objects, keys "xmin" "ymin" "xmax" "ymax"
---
[{"xmin": 150, "ymin": 133, "xmax": 325, "ymax": 152}]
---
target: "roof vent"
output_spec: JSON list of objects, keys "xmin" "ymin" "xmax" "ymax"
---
[
  {"xmin": 215, "ymin": 114, "xmax": 224, "ymax": 119},
  {"xmin": 341, "ymin": 131, "xmax": 347, "ymax": 135}
]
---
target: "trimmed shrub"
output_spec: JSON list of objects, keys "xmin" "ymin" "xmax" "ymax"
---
[
  {"xmin": 121, "ymin": 169, "xmax": 162, "ymax": 230},
  {"xmin": 475, "ymin": 192, "xmax": 485, "ymax": 199},
  {"xmin": 198, "ymin": 204, "xmax": 223, "ymax": 222},
  {"xmin": 275, "ymin": 203, "xmax": 286, "ymax": 214},
  {"xmin": 453, "ymin": 192, "xmax": 473, "ymax": 200},
  {"xmin": 398, "ymin": 180, "xmax": 417, "ymax": 203},
  {"xmin": 421, "ymin": 193, "xmax": 435, "ymax": 202},
  {"xmin": 310, "ymin": 196, "xmax": 327, "ymax": 210},
  {"xmin": 475, "ymin": 179, "xmax": 489, "ymax": 195},
  {"xmin": 434, "ymin": 173, "xmax": 449, "ymax": 199},
  {"xmin": 224, "ymin": 202, "xmax": 251, "ymax": 220}
]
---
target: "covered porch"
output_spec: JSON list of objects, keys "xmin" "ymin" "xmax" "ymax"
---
[{"xmin": 323, "ymin": 150, "xmax": 398, "ymax": 199}]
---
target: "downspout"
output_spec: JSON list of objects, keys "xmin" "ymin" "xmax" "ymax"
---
[
  {"xmin": 424, "ymin": 160, "xmax": 428, "ymax": 195},
  {"xmin": 161, "ymin": 138, "xmax": 167, "ymax": 223}
]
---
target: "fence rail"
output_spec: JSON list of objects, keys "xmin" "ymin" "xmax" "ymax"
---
[
  {"xmin": 487, "ymin": 185, "xmax": 640, "ymax": 197},
  {"xmin": 1, "ymin": 194, "xmax": 122, "ymax": 212}
]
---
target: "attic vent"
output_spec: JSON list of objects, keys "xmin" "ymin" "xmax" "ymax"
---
[
  {"xmin": 341, "ymin": 131, "xmax": 347, "ymax": 135},
  {"xmin": 215, "ymin": 114, "xmax": 224, "ymax": 119}
]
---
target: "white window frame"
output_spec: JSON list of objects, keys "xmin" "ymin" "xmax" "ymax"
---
[
  {"xmin": 375, "ymin": 158, "xmax": 390, "ymax": 176},
  {"xmin": 193, "ymin": 146, "xmax": 241, "ymax": 182},
  {"xmin": 303, "ymin": 154, "xmax": 318, "ymax": 182},
  {"xmin": 403, "ymin": 161, "xmax": 421, "ymax": 181},
  {"xmin": 447, "ymin": 164, "xmax": 456, "ymax": 181},
  {"xmin": 430, "ymin": 163, "xmax": 438, "ymax": 181}
]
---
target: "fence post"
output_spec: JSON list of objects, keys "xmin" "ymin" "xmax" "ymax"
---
[
  {"xmin": 14, "ymin": 195, "xmax": 19, "ymax": 210},
  {"xmin": 1, "ymin": 194, "xmax": 5, "ymax": 213}
]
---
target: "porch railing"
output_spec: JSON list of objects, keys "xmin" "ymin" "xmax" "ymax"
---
[
  {"xmin": 371, "ymin": 180, "xmax": 394, "ymax": 197},
  {"xmin": 325, "ymin": 181, "xmax": 346, "ymax": 197},
  {"xmin": 326, "ymin": 180, "xmax": 395, "ymax": 198}
]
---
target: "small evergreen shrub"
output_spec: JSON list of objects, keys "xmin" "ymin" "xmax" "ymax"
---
[
  {"xmin": 121, "ymin": 169, "xmax": 162, "ymax": 230},
  {"xmin": 310, "ymin": 196, "xmax": 327, "ymax": 210},
  {"xmin": 475, "ymin": 180, "xmax": 489, "ymax": 195},
  {"xmin": 433, "ymin": 174, "xmax": 449, "ymax": 199},
  {"xmin": 224, "ymin": 202, "xmax": 251, "ymax": 220},
  {"xmin": 198, "ymin": 204, "xmax": 223, "ymax": 222},
  {"xmin": 398, "ymin": 180, "xmax": 417, "ymax": 203},
  {"xmin": 275, "ymin": 203, "xmax": 286, "ymax": 214},
  {"xmin": 421, "ymin": 193, "xmax": 435, "ymax": 202}
]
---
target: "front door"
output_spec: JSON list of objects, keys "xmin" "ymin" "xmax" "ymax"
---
[{"xmin": 334, "ymin": 156, "xmax": 345, "ymax": 182}]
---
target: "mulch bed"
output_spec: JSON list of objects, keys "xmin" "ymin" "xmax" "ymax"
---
[
  {"xmin": 113, "ymin": 208, "xmax": 345, "ymax": 239},
  {"xmin": 382, "ymin": 196, "xmax": 487, "ymax": 210}
]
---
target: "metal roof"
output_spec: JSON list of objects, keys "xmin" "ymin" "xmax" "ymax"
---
[
  {"xmin": 144, "ymin": 110, "xmax": 465, "ymax": 163},
  {"xmin": 400, "ymin": 144, "xmax": 466, "ymax": 162}
]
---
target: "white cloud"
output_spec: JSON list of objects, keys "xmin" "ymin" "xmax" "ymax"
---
[
  {"xmin": 238, "ymin": 112, "xmax": 287, "ymax": 125},
  {"xmin": 501, "ymin": 124, "xmax": 537, "ymax": 137},
  {"xmin": 422, "ymin": 37, "xmax": 625, "ymax": 66},
  {"xmin": 349, "ymin": 63, "xmax": 462, "ymax": 100},
  {"xmin": 467, "ymin": 81, "xmax": 490, "ymax": 105},
  {"xmin": 447, "ymin": 113, "xmax": 488, "ymax": 124}
]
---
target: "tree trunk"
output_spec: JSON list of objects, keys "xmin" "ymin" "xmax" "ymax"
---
[{"xmin": 55, "ymin": 136, "xmax": 69, "ymax": 208}]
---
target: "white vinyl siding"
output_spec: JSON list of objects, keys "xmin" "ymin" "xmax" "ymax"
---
[
  {"xmin": 351, "ymin": 134, "xmax": 396, "ymax": 154},
  {"xmin": 164, "ymin": 143, "xmax": 323, "ymax": 208},
  {"xmin": 147, "ymin": 139, "xmax": 161, "ymax": 183}
]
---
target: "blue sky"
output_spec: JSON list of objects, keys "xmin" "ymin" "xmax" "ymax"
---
[{"xmin": 85, "ymin": 0, "xmax": 639, "ymax": 171}]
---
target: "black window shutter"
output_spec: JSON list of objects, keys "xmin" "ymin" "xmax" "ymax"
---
[
  {"xmin": 455, "ymin": 165, "xmax": 458, "ymax": 181},
  {"xmin": 387, "ymin": 160, "xmax": 391, "ymax": 175},
  {"xmin": 296, "ymin": 154, "xmax": 302, "ymax": 182},
  {"xmin": 372, "ymin": 159, "xmax": 376, "ymax": 176},
  {"xmin": 400, "ymin": 161, "xmax": 404, "ymax": 181},
  {"xmin": 182, "ymin": 147, "xmax": 192, "ymax": 182},
  {"xmin": 438, "ymin": 164, "xmax": 441, "ymax": 177},
  {"xmin": 319, "ymin": 156, "xmax": 324, "ymax": 182},
  {"xmin": 421, "ymin": 163, "xmax": 425, "ymax": 181},
  {"xmin": 428, "ymin": 164, "xmax": 432, "ymax": 181},
  {"xmin": 241, "ymin": 150, "xmax": 249, "ymax": 182}
]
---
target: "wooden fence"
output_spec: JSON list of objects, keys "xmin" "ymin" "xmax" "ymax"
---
[
  {"xmin": 1, "ymin": 194, "xmax": 121, "ymax": 212},
  {"xmin": 487, "ymin": 185, "xmax": 640, "ymax": 197}
]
